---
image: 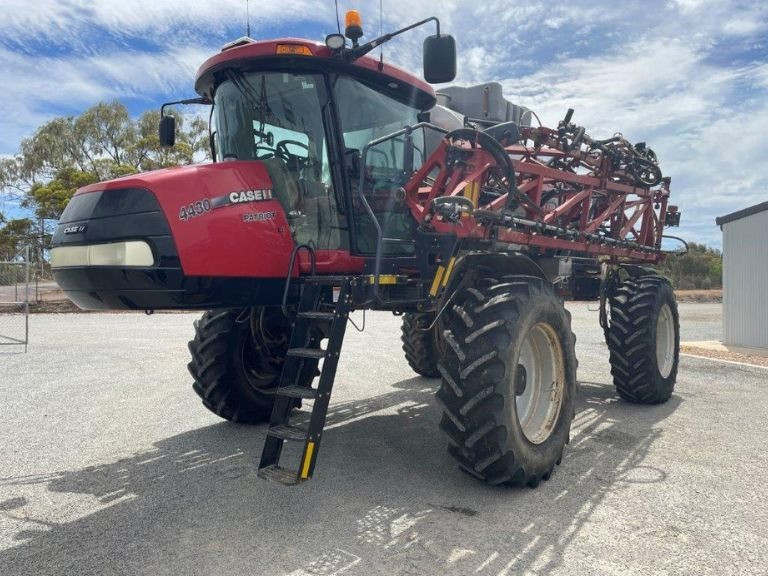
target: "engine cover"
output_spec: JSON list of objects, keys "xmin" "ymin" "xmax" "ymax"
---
[{"xmin": 51, "ymin": 162, "xmax": 296, "ymax": 310}]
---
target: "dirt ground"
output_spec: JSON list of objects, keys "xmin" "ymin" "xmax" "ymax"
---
[
  {"xmin": 681, "ymin": 343, "xmax": 768, "ymax": 368},
  {"xmin": 674, "ymin": 289, "xmax": 722, "ymax": 303}
]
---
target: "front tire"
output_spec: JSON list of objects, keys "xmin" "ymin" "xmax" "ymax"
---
[
  {"xmin": 607, "ymin": 275, "xmax": 679, "ymax": 404},
  {"xmin": 437, "ymin": 275, "xmax": 577, "ymax": 487},
  {"xmin": 188, "ymin": 307, "xmax": 317, "ymax": 423},
  {"xmin": 401, "ymin": 312, "xmax": 441, "ymax": 378}
]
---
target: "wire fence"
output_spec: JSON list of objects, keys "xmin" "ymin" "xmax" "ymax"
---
[{"xmin": 0, "ymin": 254, "xmax": 30, "ymax": 352}]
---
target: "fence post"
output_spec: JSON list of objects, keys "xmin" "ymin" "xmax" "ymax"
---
[
  {"xmin": 0, "ymin": 253, "xmax": 30, "ymax": 352},
  {"xmin": 25, "ymin": 246, "xmax": 30, "ymax": 352}
]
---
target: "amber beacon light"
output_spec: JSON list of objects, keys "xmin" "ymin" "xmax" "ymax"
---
[{"xmin": 344, "ymin": 10, "xmax": 363, "ymax": 45}]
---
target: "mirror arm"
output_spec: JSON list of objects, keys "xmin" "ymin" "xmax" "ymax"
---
[{"xmin": 345, "ymin": 16, "xmax": 441, "ymax": 62}]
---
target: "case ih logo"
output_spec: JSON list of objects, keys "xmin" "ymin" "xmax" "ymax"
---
[
  {"xmin": 211, "ymin": 189, "xmax": 274, "ymax": 209},
  {"xmin": 63, "ymin": 225, "xmax": 87, "ymax": 234},
  {"xmin": 229, "ymin": 189, "xmax": 273, "ymax": 203}
]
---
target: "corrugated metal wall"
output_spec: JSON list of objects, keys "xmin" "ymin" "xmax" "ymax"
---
[{"xmin": 722, "ymin": 210, "xmax": 768, "ymax": 349}]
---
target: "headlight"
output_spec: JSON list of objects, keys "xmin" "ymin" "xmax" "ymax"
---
[{"xmin": 50, "ymin": 241, "xmax": 155, "ymax": 268}]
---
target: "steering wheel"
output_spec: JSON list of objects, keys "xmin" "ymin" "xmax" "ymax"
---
[
  {"xmin": 255, "ymin": 145, "xmax": 277, "ymax": 159},
  {"xmin": 275, "ymin": 140, "xmax": 311, "ymax": 173},
  {"xmin": 276, "ymin": 139, "xmax": 309, "ymax": 160}
]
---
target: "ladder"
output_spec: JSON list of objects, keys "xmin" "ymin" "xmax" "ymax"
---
[{"xmin": 257, "ymin": 277, "xmax": 351, "ymax": 485}]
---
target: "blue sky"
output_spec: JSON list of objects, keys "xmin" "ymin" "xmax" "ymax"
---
[{"xmin": 1, "ymin": 0, "xmax": 766, "ymax": 247}]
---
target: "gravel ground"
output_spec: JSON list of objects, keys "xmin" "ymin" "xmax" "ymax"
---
[
  {"xmin": 681, "ymin": 344, "xmax": 768, "ymax": 368},
  {"xmin": 676, "ymin": 302, "xmax": 723, "ymax": 342},
  {"xmin": 0, "ymin": 302, "xmax": 766, "ymax": 576}
]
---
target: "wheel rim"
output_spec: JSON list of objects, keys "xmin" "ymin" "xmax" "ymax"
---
[
  {"xmin": 656, "ymin": 303, "xmax": 675, "ymax": 379},
  {"xmin": 240, "ymin": 342, "xmax": 280, "ymax": 390},
  {"xmin": 514, "ymin": 323, "xmax": 566, "ymax": 444},
  {"xmin": 240, "ymin": 308, "xmax": 289, "ymax": 391}
]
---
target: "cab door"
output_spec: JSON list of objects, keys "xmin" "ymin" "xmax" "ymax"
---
[{"xmin": 332, "ymin": 75, "xmax": 426, "ymax": 257}]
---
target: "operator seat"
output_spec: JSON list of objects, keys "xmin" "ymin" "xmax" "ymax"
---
[
  {"xmin": 260, "ymin": 158, "xmax": 301, "ymax": 215},
  {"xmin": 300, "ymin": 177, "xmax": 341, "ymax": 249}
]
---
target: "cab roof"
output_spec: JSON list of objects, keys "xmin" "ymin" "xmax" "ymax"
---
[{"xmin": 194, "ymin": 38, "xmax": 437, "ymax": 112}]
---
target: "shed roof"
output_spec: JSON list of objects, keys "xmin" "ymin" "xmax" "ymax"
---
[{"xmin": 716, "ymin": 201, "xmax": 768, "ymax": 227}]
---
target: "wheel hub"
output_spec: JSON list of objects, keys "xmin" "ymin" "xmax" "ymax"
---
[
  {"xmin": 656, "ymin": 303, "xmax": 675, "ymax": 379},
  {"xmin": 514, "ymin": 323, "xmax": 566, "ymax": 445},
  {"xmin": 241, "ymin": 308, "xmax": 291, "ymax": 391},
  {"xmin": 515, "ymin": 365, "xmax": 528, "ymax": 396}
]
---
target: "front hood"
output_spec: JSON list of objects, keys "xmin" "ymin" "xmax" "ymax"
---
[
  {"xmin": 50, "ymin": 160, "xmax": 299, "ymax": 310},
  {"xmin": 59, "ymin": 160, "xmax": 293, "ymax": 278},
  {"xmin": 76, "ymin": 162, "xmax": 263, "ymax": 195}
]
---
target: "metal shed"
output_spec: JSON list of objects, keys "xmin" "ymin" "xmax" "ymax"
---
[{"xmin": 716, "ymin": 201, "xmax": 768, "ymax": 350}]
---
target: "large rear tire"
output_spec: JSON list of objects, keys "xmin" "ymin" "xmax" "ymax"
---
[
  {"xmin": 401, "ymin": 312, "xmax": 441, "ymax": 378},
  {"xmin": 437, "ymin": 275, "xmax": 577, "ymax": 487},
  {"xmin": 188, "ymin": 307, "xmax": 318, "ymax": 423},
  {"xmin": 607, "ymin": 275, "xmax": 679, "ymax": 404}
]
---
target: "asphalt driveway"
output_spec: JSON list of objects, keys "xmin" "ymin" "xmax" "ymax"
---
[{"xmin": 0, "ymin": 303, "xmax": 765, "ymax": 575}]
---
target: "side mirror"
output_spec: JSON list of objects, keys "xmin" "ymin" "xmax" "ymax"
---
[
  {"xmin": 159, "ymin": 115, "xmax": 176, "ymax": 147},
  {"xmin": 423, "ymin": 34, "xmax": 456, "ymax": 84}
]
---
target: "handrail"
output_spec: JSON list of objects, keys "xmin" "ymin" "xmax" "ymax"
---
[{"xmin": 281, "ymin": 243, "xmax": 316, "ymax": 316}]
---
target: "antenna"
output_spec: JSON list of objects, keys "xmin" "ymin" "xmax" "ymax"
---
[
  {"xmin": 334, "ymin": 0, "xmax": 341, "ymax": 34},
  {"xmin": 246, "ymin": 0, "xmax": 251, "ymax": 37},
  {"xmin": 378, "ymin": 0, "xmax": 384, "ymax": 70}
]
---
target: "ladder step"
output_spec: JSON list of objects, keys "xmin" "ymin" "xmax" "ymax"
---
[
  {"xmin": 278, "ymin": 385, "xmax": 318, "ymax": 399},
  {"xmin": 287, "ymin": 347, "xmax": 326, "ymax": 359},
  {"xmin": 257, "ymin": 465, "xmax": 302, "ymax": 486},
  {"xmin": 297, "ymin": 311, "xmax": 335, "ymax": 321},
  {"xmin": 268, "ymin": 424, "xmax": 309, "ymax": 442},
  {"xmin": 258, "ymin": 276, "xmax": 352, "ymax": 485}
]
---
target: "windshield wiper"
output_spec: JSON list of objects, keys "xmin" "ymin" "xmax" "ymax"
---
[
  {"xmin": 225, "ymin": 70, "xmax": 276, "ymax": 143},
  {"xmin": 225, "ymin": 70, "xmax": 272, "ymax": 117}
]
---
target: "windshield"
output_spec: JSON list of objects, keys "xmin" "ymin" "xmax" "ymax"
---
[
  {"xmin": 214, "ymin": 72, "xmax": 325, "ymax": 162},
  {"xmin": 334, "ymin": 76, "xmax": 425, "ymax": 256},
  {"xmin": 213, "ymin": 72, "xmax": 343, "ymax": 249}
]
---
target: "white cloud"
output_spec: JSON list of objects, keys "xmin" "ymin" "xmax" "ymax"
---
[
  {"xmin": 1, "ymin": 0, "xmax": 766, "ymax": 247},
  {"xmin": 0, "ymin": 1, "xmax": 324, "ymax": 46},
  {"xmin": 487, "ymin": 24, "xmax": 767, "ymax": 249},
  {"xmin": 0, "ymin": 44, "xmax": 213, "ymax": 155}
]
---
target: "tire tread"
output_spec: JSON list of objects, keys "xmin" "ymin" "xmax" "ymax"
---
[
  {"xmin": 437, "ymin": 275, "xmax": 576, "ymax": 487},
  {"xmin": 607, "ymin": 275, "xmax": 679, "ymax": 404}
]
